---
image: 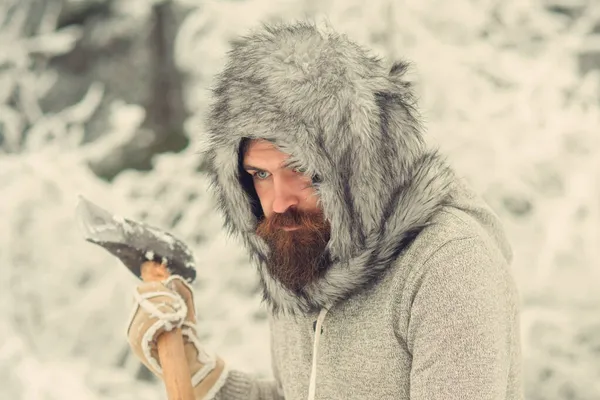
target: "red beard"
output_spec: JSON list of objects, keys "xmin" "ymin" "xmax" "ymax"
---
[{"xmin": 256, "ymin": 208, "xmax": 331, "ymax": 294}]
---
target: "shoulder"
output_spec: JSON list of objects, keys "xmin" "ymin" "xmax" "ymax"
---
[
  {"xmin": 404, "ymin": 205, "xmax": 514, "ymax": 292},
  {"xmin": 399, "ymin": 177, "xmax": 514, "ymax": 277},
  {"xmin": 388, "ymin": 204, "xmax": 520, "ymax": 334},
  {"xmin": 401, "ymin": 206, "xmax": 499, "ymax": 270}
]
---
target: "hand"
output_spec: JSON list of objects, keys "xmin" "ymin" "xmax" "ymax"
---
[{"xmin": 126, "ymin": 274, "xmax": 228, "ymax": 398}]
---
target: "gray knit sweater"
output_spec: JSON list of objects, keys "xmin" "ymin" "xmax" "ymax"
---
[{"xmin": 202, "ymin": 21, "xmax": 523, "ymax": 400}]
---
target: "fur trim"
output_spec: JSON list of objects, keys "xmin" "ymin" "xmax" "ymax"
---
[{"xmin": 202, "ymin": 21, "xmax": 454, "ymax": 315}]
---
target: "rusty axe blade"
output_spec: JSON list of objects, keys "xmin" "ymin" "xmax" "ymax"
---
[{"xmin": 75, "ymin": 195, "xmax": 196, "ymax": 283}]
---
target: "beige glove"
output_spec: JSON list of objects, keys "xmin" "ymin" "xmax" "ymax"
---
[{"xmin": 126, "ymin": 275, "xmax": 229, "ymax": 399}]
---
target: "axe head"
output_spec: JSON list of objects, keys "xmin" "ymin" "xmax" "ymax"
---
[{"xmin": 75, "ymin": 196, "xmax": 196, "ymax": 283}]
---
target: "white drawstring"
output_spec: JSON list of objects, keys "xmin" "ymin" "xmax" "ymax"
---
[{"xmin": 307, "ymin": 308, "xmax": 328, "ymax": 400}]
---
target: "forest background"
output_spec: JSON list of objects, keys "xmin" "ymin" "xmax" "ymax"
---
[{"xmin": 0, "ymin": 0, "xmax": 599, "ymax": 399}]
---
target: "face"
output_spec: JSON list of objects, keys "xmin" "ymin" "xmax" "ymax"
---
[
  {"xmin": 242, "ymin": 139, "xmax": 320, "ymax": 218},
  {"xmin": 242, "ymin": 139, "xmax": 331, "ymax": 293}
]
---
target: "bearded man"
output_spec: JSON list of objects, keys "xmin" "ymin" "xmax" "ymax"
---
[{"xmin": 126, "ymin": 21, "xmax": 523, "ymax": 400}]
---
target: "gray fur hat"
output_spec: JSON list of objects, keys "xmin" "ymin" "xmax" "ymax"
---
[{"xmin": 202, "ymin": 21, "xmax": 453, "ymax": 315}]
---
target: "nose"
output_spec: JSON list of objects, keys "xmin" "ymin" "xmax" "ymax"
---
[{"xmin": 271, "ymin": 175, "xmax": 300, "ymax": 214}]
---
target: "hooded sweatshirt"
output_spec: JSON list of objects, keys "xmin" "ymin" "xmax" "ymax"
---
[{"xmin": 202, "ymin": 21, "xmax": 523, "ymax": 400}]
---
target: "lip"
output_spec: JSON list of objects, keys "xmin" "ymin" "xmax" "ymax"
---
[{"xmin": 282, "ymin": 226, "xmax": 300, "ymax": 232}]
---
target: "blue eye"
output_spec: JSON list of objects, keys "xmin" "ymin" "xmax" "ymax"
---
[{"xmin": 255, "ymin": 171, "xmax": 270, "ymax": 180}]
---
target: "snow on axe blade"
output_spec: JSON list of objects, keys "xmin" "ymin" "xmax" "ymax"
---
[{"xmin": 75, "ymin": 195, "xmax": 197, "ymax": 283}]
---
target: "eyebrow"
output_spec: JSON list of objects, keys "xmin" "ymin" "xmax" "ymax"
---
[{"xmin": 242, "ymin": 164, "xmax": 263, "ymax": 171}]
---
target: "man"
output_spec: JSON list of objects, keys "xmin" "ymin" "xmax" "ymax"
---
[{"xmin": 126, "ymin": 21, "xmax": 523, "ymax": 399}]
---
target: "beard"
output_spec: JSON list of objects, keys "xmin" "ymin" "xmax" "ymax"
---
[{"xmin": 256, "ymin": 207, "xmax": 332, "ymax": 294}]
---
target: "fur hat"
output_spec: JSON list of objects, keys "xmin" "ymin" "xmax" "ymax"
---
[{"xmin": 202, "ymin": 21, "xmax": 453, "ymax": 315}]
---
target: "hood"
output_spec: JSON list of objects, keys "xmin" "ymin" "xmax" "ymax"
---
[{"xmin": 202, "ymin": 21, "xmax": 456, "ymax": 315}]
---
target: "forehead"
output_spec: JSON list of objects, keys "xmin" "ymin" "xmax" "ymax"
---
[{"xmin": 243, "ymin": 139, "xmax": 288, "ymax": 161}]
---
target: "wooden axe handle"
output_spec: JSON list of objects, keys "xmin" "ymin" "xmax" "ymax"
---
[
  {"xmin": 142, "ymin": 261, "xmax": 195, "ymax": 400},
  {"xmin": 157, "ymin": 328, "xmax": 195, "ymax": 400}
]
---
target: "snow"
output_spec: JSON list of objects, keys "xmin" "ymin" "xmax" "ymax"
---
[
  {"xmin": 146, "ymin": 227, "xmax": 176, "ymax": 247},
  {"xmin": 1, "ymin": 0, "xmax": 599, "ymax": 399}
]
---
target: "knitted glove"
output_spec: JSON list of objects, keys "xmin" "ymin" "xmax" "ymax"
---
[{"xmin": 126, "ymin": 275, "xmax": 228, "ymax": 399}]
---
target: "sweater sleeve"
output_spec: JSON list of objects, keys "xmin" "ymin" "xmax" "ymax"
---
[
  {"xmin": 213, "ymin": 370, "xmax": 283, "ymax": 400},
  {"xmin": 214, "ymin": 320, "xmax": 285, "ymax": 400},
  {"xmin": 402, "ymin": 236, "xmax": 522, "ymax": 400}
]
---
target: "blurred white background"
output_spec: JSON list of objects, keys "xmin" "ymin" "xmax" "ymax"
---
[{"xmin": 0, "ymin": 0, "xmax": 599, "ymax": 399}]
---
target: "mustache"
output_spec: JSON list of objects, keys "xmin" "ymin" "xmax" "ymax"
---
[{"xmin": 259, "ymin": 208, "xmax": 328, "ymax": 231}]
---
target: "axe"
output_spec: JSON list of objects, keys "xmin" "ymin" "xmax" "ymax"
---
[{"xmin": 75, "ymin": 196, "xmax": 196, "ymax": 400}]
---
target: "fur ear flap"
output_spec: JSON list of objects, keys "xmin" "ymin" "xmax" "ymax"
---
[
  {"xmin": 388, "ymin": 60, "xmax": 415, "ymax": 94},
  {"xmin": 389, "ymin": 61, "xmax": 411, "ymax": 77}
]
